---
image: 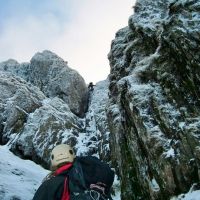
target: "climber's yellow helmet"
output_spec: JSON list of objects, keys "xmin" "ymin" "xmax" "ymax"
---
[{"xmin": 50, "ymin": 144, "xmax": 76, "ymax": 170}]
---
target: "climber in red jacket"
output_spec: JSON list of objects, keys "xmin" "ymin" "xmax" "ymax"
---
[
  {"xmin": 33, "ymin": 144, "xmax": 114, "ymax": 200},
  {"xmin": 32, "ymin": 144, "xmax": 75, "ymax": 200}
]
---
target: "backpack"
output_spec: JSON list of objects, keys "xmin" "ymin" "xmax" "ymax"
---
[{"xmin": 68, "ymin": 156, "xmax": 115, "ymax": 200}]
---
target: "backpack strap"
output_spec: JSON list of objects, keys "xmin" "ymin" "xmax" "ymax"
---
[{"xmin": 68, "ymin": 159, "xmax": 87, "ymax": 193}]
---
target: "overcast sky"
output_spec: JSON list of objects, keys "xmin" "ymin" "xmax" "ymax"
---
[{"xmin": 0, "ymin": 0, "xmax": 135, "ymax": 83}]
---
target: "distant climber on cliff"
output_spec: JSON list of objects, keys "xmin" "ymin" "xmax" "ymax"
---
[
  {"xmin": 88, "ymin": 82, "xmax": 95, "ymax": 92},
  {"xmin": 32, "ymin": 144, "xmax": 114, "ymax": 200}
]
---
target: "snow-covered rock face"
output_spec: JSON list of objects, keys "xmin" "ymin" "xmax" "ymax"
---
[
  {"xmin": 29, "ymin": 51, "xmax": 88, "ymax": 117},
  {"xmin": 86, "ymin": 80, "xmax": 111, "ymax": 162},
  {"xmin": 107, "ymin": 0, "xmax": 200, "ymax": 199},
  {"xmin": 0, "ymin": 71, "xmax": 83, "ymax": 167},
  {"xmin": 0, "ymin": 50, "xmax": 88, "ymax": 117},
  {"xmin": 0, "ymin": 72, "xmax": 45, "ymax": 144},
  {"xmin": 0, "ymin": 51, "xmax": 111, "ymax": 169},
  {"xmin": 11, "ymin": 97, "xmax": 85, "ymax": 168}
]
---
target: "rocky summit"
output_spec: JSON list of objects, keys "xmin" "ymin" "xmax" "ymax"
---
[
  {"xmin": 0, "ymin": 0, "xmax": 200, "ymax": 199},
  {"xmin": 0, "ymin": 50, "xmax": 88, "ymax": 117}
]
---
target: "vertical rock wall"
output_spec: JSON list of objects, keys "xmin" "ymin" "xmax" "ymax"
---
[{"xmin": 107, "ymin": 0, "xmax": 200, "ymax": 199}]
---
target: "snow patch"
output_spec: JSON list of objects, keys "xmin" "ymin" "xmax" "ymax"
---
[
  {"xmin": 149, "ymin": 178, "xmax": 160, "ymax": 192},
  {"xmin": 0, "ymin": 145, "xmax": 49, "ymax": 200}
]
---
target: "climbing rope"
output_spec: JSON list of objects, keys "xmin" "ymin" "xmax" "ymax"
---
[{"xmin": 89, "ymin": 190, "xmax": 100, "ymax": 200}]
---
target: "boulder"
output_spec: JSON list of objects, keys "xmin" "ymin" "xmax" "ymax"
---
[
  {"xmin": 0, "ymin": 51, "xmax": 88, "ymax": 117},
  {"xmin": 11, "ymin": 97, "xmax": 84, "ymax": 168},
  {"xmin": 0, "ymin": 72, "xmax": 45, "ymax": 144}
]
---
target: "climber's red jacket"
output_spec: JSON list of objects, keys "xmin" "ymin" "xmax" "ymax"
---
[{"xmin": 32, "ymin": 163, "xmax": 72, "ymax": 200}]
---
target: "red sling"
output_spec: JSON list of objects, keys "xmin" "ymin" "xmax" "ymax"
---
[
  {"xmin": 54, "ymin": 163, "xmax": 72, "ymax": 200},
  {"xmin": 61, "ymin": 177, "xmax": 69, "ymax": 200}
]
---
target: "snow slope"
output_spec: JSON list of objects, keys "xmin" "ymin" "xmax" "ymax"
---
[
  {"xmin": 0, "ymin": 145, "xmax": 49, "ymax": 200},
  {"xmin": 0, "ymin": 144, "xmax": 200, "ymax": 200},
  {"xmin": 0, "ymin": 144, "xmax": 121, "ymax": 200}
]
